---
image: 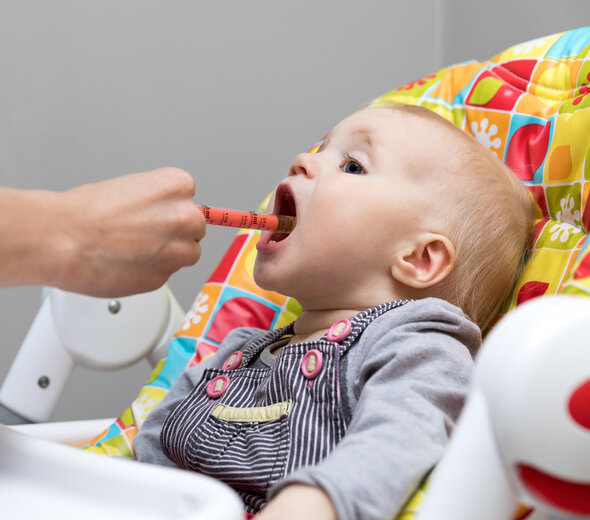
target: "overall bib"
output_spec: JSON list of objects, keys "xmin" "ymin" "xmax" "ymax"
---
[{"xmin": 160, "ymin": 300, "xmax": 409, "ymax": 514}]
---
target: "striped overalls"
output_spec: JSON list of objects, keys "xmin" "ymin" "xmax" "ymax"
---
[{"xmin": 160, "ymin": 301, "xmax": 409, "ymax": 514}]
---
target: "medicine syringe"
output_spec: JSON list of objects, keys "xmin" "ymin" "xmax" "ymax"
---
[{"xmin": 197, "ymin": 205, "xmax": 296, "ymax": 234}]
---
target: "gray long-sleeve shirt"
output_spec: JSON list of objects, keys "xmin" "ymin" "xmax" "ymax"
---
[{"xmin": 135, "ymin": 298, "xmax": 480, "ymax": 519}]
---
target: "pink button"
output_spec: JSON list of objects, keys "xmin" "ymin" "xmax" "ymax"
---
[
  {"xmin": 326, "ymin": 319, "xmax": 352, "ymax": 342},
  {"xmin": 206, "ymin": 375, "xmax": 231, "ymax": 399},
  {"xmin": 301, "ymin": 349, "xmax": 323, "ymax": 379},
  {"xmin": 223, "ymin": 351, "xmax": 243, "ymax": 370}
]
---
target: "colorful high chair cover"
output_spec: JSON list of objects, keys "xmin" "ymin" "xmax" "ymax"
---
[{"xmin": 80, "ymin": 27, "xmax": 590, "ymax": 519}]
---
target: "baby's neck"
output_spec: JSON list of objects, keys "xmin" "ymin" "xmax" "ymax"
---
[{"xmin": 288, "ymin": 308, "xmax": 364, "ymax": 346}]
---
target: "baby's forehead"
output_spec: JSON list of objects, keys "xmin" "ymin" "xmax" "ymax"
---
[
  {"xmin": 336, "ymin": 108, "xmax": 466, "ymax": 169},
  {"xmin": 333, "ymin": 107, "xmax": 400, "ymax": 133},
  {"xmin": 333, "ymin": 107, "xmax": 458, "ymax": 148}
]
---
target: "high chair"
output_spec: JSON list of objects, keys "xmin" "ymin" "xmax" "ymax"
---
[
  {"xmin": 0, "ymin": 286, "xmax": 183, "ymax": 424},
  {"xmin": 2, "ymin": 27, "xmax": 590, "ymax": 520}
]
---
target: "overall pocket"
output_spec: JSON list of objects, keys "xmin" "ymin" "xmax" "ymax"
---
[{"xmin": 184, "ymin": 400, "xmax": 292, "ymax": 493}]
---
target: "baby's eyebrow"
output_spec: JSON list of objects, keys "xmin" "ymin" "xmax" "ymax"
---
[
  {"xmin": 316, "ymin": 128, "xmax": 376, "ymax": 153},
  {"xmin": 350, "ymin": 128, "xmax": 377, "ymax": 149}
]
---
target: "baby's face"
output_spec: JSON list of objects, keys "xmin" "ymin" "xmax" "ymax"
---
[{"xmin": 254, "ymin": 107, "xmax": 439, "ymax": 310}]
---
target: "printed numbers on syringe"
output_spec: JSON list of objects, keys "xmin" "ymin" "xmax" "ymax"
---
[{"xmin": 197, "ymin": 206, "xmax": 296, "ymax": 234}]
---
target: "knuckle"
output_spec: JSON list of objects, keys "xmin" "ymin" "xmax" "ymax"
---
[
  {"xmin": 176, "ymin": 203, "xmax": 206, "ymax": 237},
  {"xmin": 183, "ymin": 241, "xmax": 202, "ymax": 266},
  {"xmin": 176, "ymin": 202, "xmax": 198, "ymax": 224},
  {"xmin": 166, "ymin": 241, "xmax": 199, "ymax": 268},
  {"xmin": 165, "ymin": 167, "xmax": 195, "ymax": 194},
  {"xmin": 191, "ymin": 243, "xmax": 202, "ymax": 265},
  {"xmin": 155, "ymin": 167, "xmax": 196, "ymax": 197}
]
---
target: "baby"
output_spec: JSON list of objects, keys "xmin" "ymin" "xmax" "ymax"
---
[{"xmin": 134, "ymin": 104, "xmax": 534, "ymax": 520}]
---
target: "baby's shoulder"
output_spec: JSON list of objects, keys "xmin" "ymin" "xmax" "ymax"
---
[
  {"xmin": 358, "ymin": 298, "xmax": 481, "ymax": 357},
  {"xmin": 368, "ymin": 297, "xmax": 473, "ymax": 330}
]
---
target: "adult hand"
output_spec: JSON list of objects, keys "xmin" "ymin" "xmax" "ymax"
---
[
  {"xmin": 59, "ymin": 167, "xmax": 206, "ymax": 297},
  {"xmin": 0, "ymin": 168, "xmax": 206, "ymax": 297}
]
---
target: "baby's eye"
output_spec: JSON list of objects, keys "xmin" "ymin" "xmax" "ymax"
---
[{"xmin": 341, "ymin": 157, "xmax": 366, "ymax": 175}]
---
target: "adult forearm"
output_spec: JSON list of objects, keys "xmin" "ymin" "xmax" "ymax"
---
[{"xmin": 0, "ymin": 187, "xmax": 73, "ymax": 289}]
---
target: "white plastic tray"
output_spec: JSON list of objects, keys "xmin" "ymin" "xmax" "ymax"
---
[{"xmin": 0, "ymin": 424, "xmax": 243, "ymax": 519}]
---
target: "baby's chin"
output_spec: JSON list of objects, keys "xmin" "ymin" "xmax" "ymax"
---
[
  {"xmin": 252, "ymin": 263, "xmax": 278, "ymax": 292},
  {"xmin": 253, "ymin": 263, "xmax": 294, "ymax": 298}
]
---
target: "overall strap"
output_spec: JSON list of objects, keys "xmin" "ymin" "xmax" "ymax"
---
[
  {"xmin": 337, "ymin": 300, "xmax": 413, "ymax": 354},
  {"xmin": 240, "ymin": 322, "xmax": 295, "ymax": 366},
  {"xmin": 238, "ymin": 300, "xmax": 413, "ymax": 363}
]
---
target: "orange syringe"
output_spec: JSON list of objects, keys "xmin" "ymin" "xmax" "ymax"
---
[{"xmin": 197, "ymin": 205, "xmax": 296, "ymax": 234}]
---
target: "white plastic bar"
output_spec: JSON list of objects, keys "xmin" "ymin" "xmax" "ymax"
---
[
  {"xmin": 0, "ymin": 295, "xmax": 74, "ymax": 422},
  {"xmin": 416, "ymin": 390, "xmax": 517, "ymax": 520}
]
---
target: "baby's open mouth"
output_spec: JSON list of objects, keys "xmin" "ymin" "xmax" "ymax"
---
[{"xmin": 268, "ymin": 184, "xmax": 297, "ymax": 244}]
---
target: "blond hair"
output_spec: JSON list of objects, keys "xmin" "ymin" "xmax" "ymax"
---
[{"xmin": 371, "ymin": 101, "xmax": 535, "ymax": 332}]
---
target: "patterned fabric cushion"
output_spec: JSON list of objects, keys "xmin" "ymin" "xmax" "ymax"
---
[
  {"xmin": 370, "ymin": 28, "xmax": 590, "ymax": 322},
  {"xmin": 80, "ymin": 25, "xmax": 590, "ymax": 518}
]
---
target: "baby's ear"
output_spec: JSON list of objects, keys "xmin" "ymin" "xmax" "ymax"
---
[{"xmin": 391, "ymin": 233, "xmax": 455, "ymax": 289}]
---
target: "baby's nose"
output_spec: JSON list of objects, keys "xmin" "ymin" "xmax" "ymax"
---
[{"xmin": 288, "ymin": 153, "xmax": 316, "ymax": 178}]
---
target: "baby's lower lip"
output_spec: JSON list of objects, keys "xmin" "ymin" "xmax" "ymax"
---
[{"xmin": 256, "ymin": 230, "xmax": 291, "ymax": 252}]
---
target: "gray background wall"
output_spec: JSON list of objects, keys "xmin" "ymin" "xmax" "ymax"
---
[{"xmin": 1, "ymin": 0, "xmax": 588, "ymax": 422}]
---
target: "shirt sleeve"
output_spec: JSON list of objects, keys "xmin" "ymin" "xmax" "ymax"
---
[{"xmin": 269, "ymin": 298, "xmax": 479, "ymax": 520}]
